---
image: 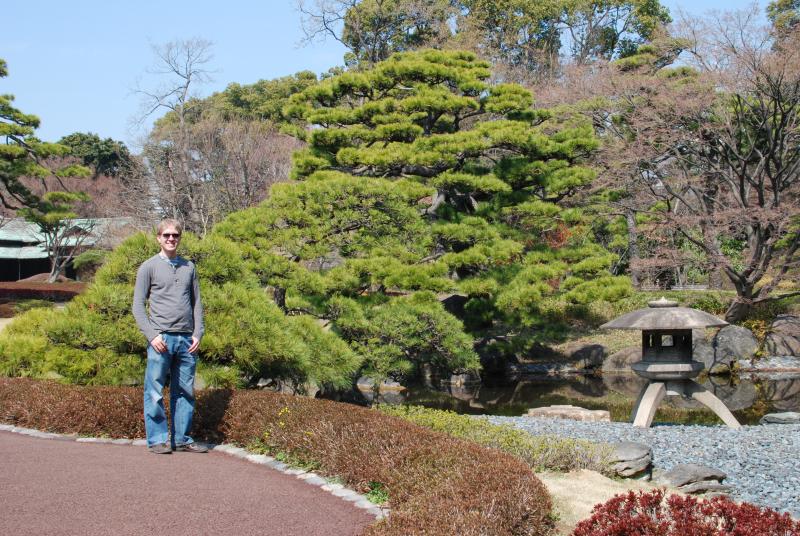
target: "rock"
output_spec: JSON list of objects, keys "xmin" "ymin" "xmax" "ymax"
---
[
  {"xmin": 610, "ymin": 441, "xmax": 653, "ymax": 478},
  {"xmin": 760, "ymin": 411, "xmax": 800, "ymax": 424},
  {"xmin": 356, "ymin": 376, "xmax": 406, "ymax": 392},
  {"xmin": 694, "ymin": 325, "xmax": 759, "ymax": 374},
  {"xmin": 525, "ymin": 405, "xmax": 611, "ymax": 422},
  {"xmin": 764, "ymin": 315, "xmax": 800, "ymax": 357},
  {"xmin": 656, "ymin": 463, "xmax": 727, "ymax": 488},
  {"xmin": 260, "ymin": 378, "xmax": 320, "ymax": 397},
  {"xmin": 559, "ymin": 343, "xmax": 607, "ymax": 370},
  {"xmin": 678, "ymin": 481, "xmax": 733, "ymax": 495},
  {"xmin": 610, "ymin": 441, "xmax": 651, "ymax": 462},
  {"xmin": 738, "ymin": 356, "xmax": 800, "ymax": 373},
  {"xmin": 602, "ymin": 346, "xmax": 641, "ymax": 374},
  {"xmin": 444, "ymin": 372, "xmax": 481, "ymax": 387},
  {"xmin": 613, "ymin": 455, "xmax": 652, "ymax": 478}
]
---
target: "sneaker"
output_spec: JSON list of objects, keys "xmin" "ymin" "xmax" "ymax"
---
[
  {"xmin": 148, "ymin": 442, "xmax": 172, "ymax": 454},
  {"xmin": 174, "ymin": 442, "xmax": 208, "ymax": 453}
]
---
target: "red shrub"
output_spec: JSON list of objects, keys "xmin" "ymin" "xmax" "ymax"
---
[{"xmin": 573, "ymin": 489, "xmax": 800, "ymax": 536}]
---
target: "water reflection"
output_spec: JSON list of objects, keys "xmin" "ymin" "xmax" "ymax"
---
[{"xmin": 352, "ymin": 374, "xmax": 800, "ymax": 425}]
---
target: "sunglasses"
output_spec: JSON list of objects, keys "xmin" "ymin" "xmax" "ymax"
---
[{"xmin": 161, "ymin": 233, "xmax": 181, "ymax": 238}]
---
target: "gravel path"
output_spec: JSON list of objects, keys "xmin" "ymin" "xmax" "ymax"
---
[
  {"xmin": 486, "ymin": 416, "xmax": 800, "ymax": 519},
  {"xmin": 0, "ymin": 431, "xmax": 374, "ymax": 536}
]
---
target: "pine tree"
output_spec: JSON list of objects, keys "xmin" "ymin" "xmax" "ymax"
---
[{"xmin": 215, "ymin": 50, "xmax": 630, "ymax": 380}]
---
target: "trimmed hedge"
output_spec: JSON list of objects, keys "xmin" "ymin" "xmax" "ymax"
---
[
  {"xmin": 0, "ymin": 378, "xmax": 554, "ymax": 536},
  {"xmin": 0, "ymin": 281, "xmax": 85, "ymax": 301}
]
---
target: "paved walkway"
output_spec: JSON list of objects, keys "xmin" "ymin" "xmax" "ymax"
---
[{"xmin": 0, "ymin": 431, "xmax": 374, "ymax": 536}]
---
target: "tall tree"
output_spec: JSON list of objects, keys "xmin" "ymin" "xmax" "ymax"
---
[
  {"xmin": 298, "ymin": 0, "xmax": 454, "ymax": 66},
  {"xmin": 297, "ymin": 0, "xmax": 671, "ymax": 80},
  {"xmin": 0, "ymin": 59, "xmax": 87, "ymax": 210},
  {"xmin": 767, "ymin": 0, "xmax": 800, "ymax": 34},
  {"xmin": 215, "ymin": 50, "xmax": 629, "ymax": 382},
  {"xmin": 571, "ymin": 11, "xmax": 800, "ymax": 321},
  {"xmin": 57, "ymin": 132, "xmax": 132, "ymax": 179},
  {"xmin": 134, "ymin": 38, "xmax": 215, "ymax": 233}
]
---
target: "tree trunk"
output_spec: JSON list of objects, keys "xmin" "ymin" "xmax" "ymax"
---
[
  {"xmin": 626, "ymin": 210, "xmax": 642, "ymax": 287},
  {"xmin": 724, "ymin": 297, "xmax": 751, "ymax": 323},
  {"xmin": 273, "ymin": 286, "xmax": 287, "ymax": 313}
]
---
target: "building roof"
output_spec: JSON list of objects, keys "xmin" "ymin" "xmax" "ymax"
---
[
  {"xmin": 0, "ymin": 244, "xmax": 49, "ymax": 260},
  {"xmin": 0, "ymin": 218, "xmax": 135, "ymax": 259}
]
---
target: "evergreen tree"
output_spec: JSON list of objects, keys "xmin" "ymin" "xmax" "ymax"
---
[
  {"xmin": 215, "ymin": 50, "xmax": 630, "ymax": 380},
  {"xmin": 57, "ymin": 132, "xmax": 132, "ymax": 178},
  {"xmin": 0, "ymin": 59, "xmax": 87, "ymax": 209}
]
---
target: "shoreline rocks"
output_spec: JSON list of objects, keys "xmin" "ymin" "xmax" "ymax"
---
[
  {"xmin": 526, "ymin": 405, "xmax": 610, "ymax": 422},
  {"xmin": 760, "ymin": 411, "xmax": 800, "ymax": 424},
  {"xmin": 764, "ymin": 315, "xmax": 800, "ymax": 357},
  {"xmin": 694, "ymin": 325, "xmax": 759, "ymax": 375}
]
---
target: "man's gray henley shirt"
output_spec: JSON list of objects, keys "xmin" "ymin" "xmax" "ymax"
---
[{"xmin": 132, "ymin": 254, "xmax": 204, "ymax": 343}]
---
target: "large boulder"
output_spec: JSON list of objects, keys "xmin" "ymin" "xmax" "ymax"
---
[
  {"xmin": 602, "ymin": 346, "xmax": 641, "ymax": 374},
  {"xmin": 694, "ymin": 325, "xmax": 759, "ymax": 374},
  {"xmin": 558, "ymin": 342, "xmax": 607, "ymax": 370},
  {"xmin": 764, "ymin": 315, "xmax": 800, "ymax": 357}
]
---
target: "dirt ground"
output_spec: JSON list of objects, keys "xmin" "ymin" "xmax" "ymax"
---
[{"xmin": 537, "ymin": 469, "xmax": 656, "ymax": 534}]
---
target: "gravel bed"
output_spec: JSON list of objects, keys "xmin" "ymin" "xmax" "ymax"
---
[{"xmin": 486, "ymin": 416, "xmax": 800, "ymax": 519}]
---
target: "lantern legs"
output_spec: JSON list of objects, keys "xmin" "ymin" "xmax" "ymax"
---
[
  {"xmin": 632, "ymin": 382, "xmax": 667, "ymax": 428},
  {"xmin": 631, "ymin": 380, "xmax": 742, "ymax": 429},
  {"xmin": 684, "ymin": 380, "xmax": 742, "ymax": 429}
]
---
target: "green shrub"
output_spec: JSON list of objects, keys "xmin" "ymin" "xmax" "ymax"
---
[
  {"xmin": 13, "ymin": 299, "xmax": 52, "ymax": 314},
  {"xmin": 380, "ymin": 405, "xmax": 613, "ymax": 474},
  {"xmin": 72, "ymin": 249, "xmax": 108, "ymax": 271},
  {"xmin": 0, "ymin": 230, "xmax": 363, "ymax": 390},
  {"xmin": 0, "ymin": 334, "xmax": 49, "ymax": 377},
  {"xmin": 684, "ymin": 293, "xmax": 728, "ymax": 316}
]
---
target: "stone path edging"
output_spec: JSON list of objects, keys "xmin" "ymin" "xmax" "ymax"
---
[{"xmin": 0, "ymin": 423, "xmax": 389, "ymax": 520}]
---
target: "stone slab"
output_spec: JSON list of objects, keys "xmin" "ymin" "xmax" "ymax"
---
[
  {"xmin": 526, "ymin": 405, "xmax": 611, "ymax": 422},
  {"xmin": 657, "ymin": 464, "xmax": 727, "ymax": 488},
  {"xmin": 760, "ymin": 412, "xmax": 800, "ymax": 424}
]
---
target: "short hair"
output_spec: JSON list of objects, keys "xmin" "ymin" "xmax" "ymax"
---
[{"xmin": 157, "ymin": 218, "xmax": 183, "ymax": 236}]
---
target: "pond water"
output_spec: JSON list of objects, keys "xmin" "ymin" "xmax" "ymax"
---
[{"xmin": 347, "ymin": 373, "xmax": 800, "ymax": 425}]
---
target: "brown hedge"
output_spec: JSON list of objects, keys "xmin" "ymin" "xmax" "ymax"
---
[
  {"xmin": 0, "ymin": 378, "xmax": 553, "ymax": 536},
  {"xmin": 0, "ymin": 281, "xmax": 85, "ymax": 301}
]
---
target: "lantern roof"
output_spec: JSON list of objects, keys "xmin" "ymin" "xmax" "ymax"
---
[{"xmin": 600, "ymin": 297, "xmax": 729, "ymax": 330}]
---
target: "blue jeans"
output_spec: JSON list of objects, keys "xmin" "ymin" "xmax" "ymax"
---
[{"xmin": 143, "ymin": 333, "xmax": 197, "ymax": 448}]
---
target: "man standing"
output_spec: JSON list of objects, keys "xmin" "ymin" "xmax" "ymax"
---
[{"xmin": 132, "ymin": 219, "xmax": 207, "ymax": 454}]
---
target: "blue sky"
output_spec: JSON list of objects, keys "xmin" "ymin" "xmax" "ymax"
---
[{"xmin": 4, "ymin": 0, "xmax": 765, "ymax": 148}]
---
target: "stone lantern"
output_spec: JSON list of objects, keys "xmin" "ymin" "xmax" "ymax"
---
[{"xmin": 600, "ymin": 298, "xmax": 741, "ymax": 429}]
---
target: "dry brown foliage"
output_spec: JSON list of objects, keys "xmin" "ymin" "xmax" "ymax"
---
[
  {"xmin": 0, "ymin": 281, "xmax": 85, "ymax": 301},
  {"xmin": 0, "ymin": 378, "xmax": 554, "ymax": 536}
]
